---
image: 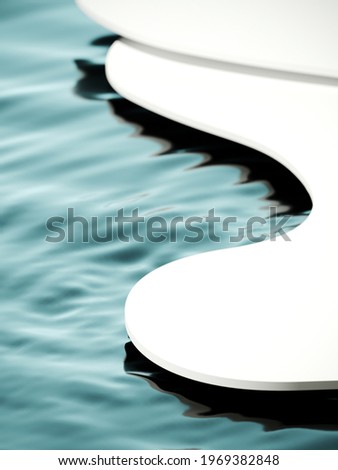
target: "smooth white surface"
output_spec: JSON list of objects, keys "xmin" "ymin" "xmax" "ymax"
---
[
  {"xmin": 107, "ymin": 40, "xmax": 338, "ymax": 390},
  {"xmin": 76, "ymin": 0, "xmax": 338, "ymax": 78}
]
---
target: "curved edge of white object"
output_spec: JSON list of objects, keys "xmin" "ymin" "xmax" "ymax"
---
[
  {"xmin": 125, "ymin": 246, "xmax": 338, "ymax": 392},
  {"xmin": 76, "ymin": 0, "xmax": 338, "ymax": 79},
  {"xmin": 106, "ymin": 40, "xmax": 338, "ymax": 205},
  {"xmin": 106, "ymin": 39, "xmax": 338, "ymax": 391}
]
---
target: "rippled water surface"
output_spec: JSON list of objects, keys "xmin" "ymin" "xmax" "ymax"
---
[{"xmin": 1, "ymin": 1, "xmax": 338, "ymax": 450}]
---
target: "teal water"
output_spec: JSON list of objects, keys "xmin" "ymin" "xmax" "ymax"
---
[{"xmin": 1, "ymin": 1, "xmax": 337, "ymax": 450}]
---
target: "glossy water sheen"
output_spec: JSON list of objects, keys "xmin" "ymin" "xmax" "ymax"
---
[{"xmin": 1, "ymin": 0, "xmax": 337, "ymax": 450}]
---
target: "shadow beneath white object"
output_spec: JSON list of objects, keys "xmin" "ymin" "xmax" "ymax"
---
[
  {"xmin": 124, "ymin": 341, "xmax": 338, "ymax": 431},
  {"xmin": 74, "ymin": 34, "xmax": 312, "ymax": 215}
]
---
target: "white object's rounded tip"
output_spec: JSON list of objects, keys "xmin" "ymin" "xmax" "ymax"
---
[{"xmin": 125, "ymin": 238, "xmax": 338, "ymax": 391}]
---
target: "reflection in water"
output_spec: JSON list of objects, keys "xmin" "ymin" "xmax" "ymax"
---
[
  {"xmin": 108, "ymin": 99, "xmax": 312, "ymax": 215},
  {"xmin": 74, "ymin": 34, "xmax": 120, "ymax": 100},
  {"xmin": 74, "ymin": 37, "xmax": 320, "ymax": 432},
  {"xmin": 90, "ymin": 34, "xmax": 120, "ymax": 46},
  {"xmin": 124, "ymin": 342, "xmax": 338, "ymax": 431},
  {"xmin": 75, "ymin": 45, "xmax": 312, "ymax": 215}
]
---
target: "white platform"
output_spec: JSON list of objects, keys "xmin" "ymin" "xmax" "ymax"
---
[
  {"xmin": 76, "ymin": 0, "xmax": 338, "ymax": 390},
  {"xmin": 77, "ymin": 0, "xmax": 338, "ymax": 79},
  {"xmin": 107, "ymin": 40, "xmax": 338, "ymax": 391}
]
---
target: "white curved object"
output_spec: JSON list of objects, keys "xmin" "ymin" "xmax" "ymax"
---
[
  {"xmin": 76, "ymin": 0, "xmax": 338, "ymax": 390},
  {"xmin": 106, "ymin": 40, "xmax": 338, "ymax": 391},
  {"xmin": 76, "ymin": 0, "xmax": 338, "ymax": 78}
]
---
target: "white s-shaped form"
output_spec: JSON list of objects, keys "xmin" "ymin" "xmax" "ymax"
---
[{"xmin": 77, "ymin": 0, "xmax": 338, "ymax": 390}]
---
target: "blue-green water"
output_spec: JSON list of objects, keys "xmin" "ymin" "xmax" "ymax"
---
[{"xmin": 1, "ymin": 0, "xmax": 338, "ymax": 450}]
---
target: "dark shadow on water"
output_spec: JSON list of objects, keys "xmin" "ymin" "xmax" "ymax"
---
[
  {"xmin": 124, "ymin": 341, "xmax": 338, "ymax": 431},
  {"xmin": 108, "ymin": 98, "xmax": 312, "ymax": 214},
  {"xmin": 90, "ymin": 34, "xmax": 120, "ymax": 46},
  {"xmin": 74, "ymin": 35, "xmax": 120, "ymax": 100},
  {"xmin": 74, "ymin": 37, "xmax": 312, "ymax": 214},
  {"xmin": 74, "ymin": 60, "xmax": 120, "ymax": 100}
]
